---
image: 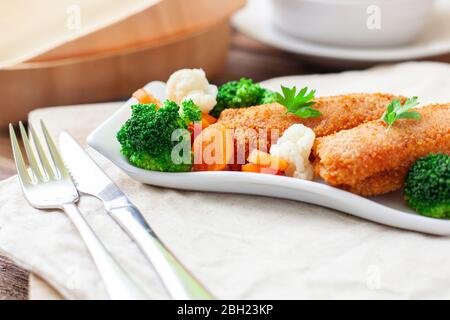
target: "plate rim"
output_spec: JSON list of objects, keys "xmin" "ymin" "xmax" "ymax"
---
[{"xmin": 86, "ymin": 80, "xmax": 450, "ymax": 236}]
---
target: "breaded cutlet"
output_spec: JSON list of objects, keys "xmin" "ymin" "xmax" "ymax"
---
[
  {"xmin": 313, "ymin": 104, "xmax": 450, "ymax": 196},
  {"xmin": 217, "ymin": 93, "xmax": 405, "ymax": 163}
]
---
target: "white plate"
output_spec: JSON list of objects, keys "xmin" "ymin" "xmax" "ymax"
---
[
  {"xmin": 232, "ymin": 0, "xmax": 450, "ymax": 63},
  {"xmin": 87, "ymin": 78, "xmax": 450, "ymax": 236}
]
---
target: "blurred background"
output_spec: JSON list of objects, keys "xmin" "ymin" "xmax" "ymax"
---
[{"xmin": 1, "ymin": 0, "xmax": 450, "ymax": 181}]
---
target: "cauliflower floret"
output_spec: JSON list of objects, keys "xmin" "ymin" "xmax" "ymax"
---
[
  {"xmin": 270, "ymin": 124, "xmax": 315, "ymax": 180},
  {"xmin": 183, "ymin": 88, "xmax": 218, "ymax": 113},
  {"xmin": 166, "ymin": 69, "xmax": 218, "ymax": 113}
]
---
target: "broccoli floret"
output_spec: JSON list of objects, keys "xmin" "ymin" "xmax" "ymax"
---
[
  {"xmin": 180, "ymin": 99, "xmax": 202, "ymax": 124},
  {"xmin": 404, "ymin": 153, "xmax": 450, "ymax": 218},
  {"xmin": 117, "ymin": 100, "xmax": 201, "ymax": 172},
  {"xmin": 260, "ymin": 89, "xmax": 277, "ymax": 104},
  {"xmin": 209, "ymin": 78, "xmax": 276, "ymax": 117}
]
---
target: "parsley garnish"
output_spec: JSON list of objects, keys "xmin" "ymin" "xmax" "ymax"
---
[
  {"xmin": 381, "ymin": 96, "xmax": 421, "ymax": 130},
  {"xmin": 275, "ymin": 85, "xmax": 321, "ymax": 119}
]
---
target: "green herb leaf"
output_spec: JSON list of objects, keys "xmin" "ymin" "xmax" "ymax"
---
[
  {"xmin": 275, "ymin": 85, "xmax": 321, "ymax": 119},
  {"xmin": 381, "ymin": 96, "xmax": 421, "ymax": 130},
  {"xmin": 397, "ymin": 111, "xmax": 421, "ymax": 120}
]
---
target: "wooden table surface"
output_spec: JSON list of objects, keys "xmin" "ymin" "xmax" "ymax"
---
[{"xmin": 1, "ymin": 30, "xmax": 449, "ymax": 300}]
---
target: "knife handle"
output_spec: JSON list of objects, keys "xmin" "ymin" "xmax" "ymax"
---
[
  {"xmin": 63, "ymin": 204, "xmax": 147, "ymax": 300},
  {"xmin": 107, "ymin": 204, "xmax": 214, "ymax": 300}
]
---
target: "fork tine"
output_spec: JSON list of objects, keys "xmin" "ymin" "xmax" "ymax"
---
[
  {"xmin": 9, "ymin": 124, "xmax": 31, "ymax": 185},
  {"xmin": 19, "ymin": 122, "xmax": 44, "ymax": 181},
  {"xmin": 40, "ymin": 120, "xmax": 70, "ymax": 179},
  {"xmin": 29, "ymin": 122, "xmax": 56, "ymax": 180}
]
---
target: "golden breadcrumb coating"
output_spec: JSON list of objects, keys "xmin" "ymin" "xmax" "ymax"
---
[
  {"xmin": 313, "ymin": 104, "xmax": 450, "ymax": 196},
  {"xmin": 340, "ymin": 167, "xmax": 410, "ymax": 196},
  {"xmin": 219, "ymin": 93, "xmax": 404, "ymax": 136},
  {"xmin": 217, "ymin": 93, "xmax": 404, "ymax": 164}
]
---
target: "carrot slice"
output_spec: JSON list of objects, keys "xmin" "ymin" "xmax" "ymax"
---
[
  {"xmin": 191, "ymin": 113, "xmax": 215, "ymax": 133},
  {"xmin": 132, "ymin": 89, "xmax": 161, "ymax": 107},
  {"xmin": 188, "ymin": 113, "xmax": 213, "ymax": 145},
  {"xmin": 201, "ymin": 117, "xmax": 211, "ymax": 130},
  {"xmin": 241, "ymin": 163, "xmax": 261, "ymax": 173},
  {"xmin": 241, "ymin": 163, "xmax": 280, "ymax": 175},
  {"xmin": 193, "ymin": 124, "xmax": 233, "ymax": 171},
  {"xmin": 202, "ymin": 112, "xmax": 218, "ymax": 124},
  {"xmin": 247, "ymin": 149, "xmax": 289, "ymax": 171},
  {"xmin": 188, "ymin": 118, "xmax": 209, "ymax": 133},
  {"xmin": 228, "ymin": 163, "xmax": 243, "ymax": 171},
  {"xmin": 188, "ymin": 118, "xmax": 210, "ymax": 143}
]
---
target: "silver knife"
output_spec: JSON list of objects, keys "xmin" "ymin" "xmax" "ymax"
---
[{"xmin": 59, "ymin": 131, "xmax": 214, "ymax": 300}]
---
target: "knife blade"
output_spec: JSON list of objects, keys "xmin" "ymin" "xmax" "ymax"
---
[{"xmin": 59, "ymin": 131, "xmax": 213, "ymax": 300}]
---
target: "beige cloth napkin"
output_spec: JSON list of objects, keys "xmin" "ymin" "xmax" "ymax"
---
[{"xmin": 1, "ymin": 62, "xmax": 450, "ymax": 300}]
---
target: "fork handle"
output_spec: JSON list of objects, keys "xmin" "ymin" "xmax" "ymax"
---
[
  {"xmin": 108, "ymin": 204, "xmax": 214, "ymax": 300},
  {"xmin": 62, "ymin": 203, "xmax": 147, "ymax": 300}
]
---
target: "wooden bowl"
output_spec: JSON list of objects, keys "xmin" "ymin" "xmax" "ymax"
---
[
  {"xmin": 1, "ymin": 0, "xmax": 245, "ymax": 66},
  {"xmin": 31, "ymin": 0, "xmax": 245, "ymax": 62},
  {"xmin": 0, "ymin": 20, "xmax": 231, "ymax": 128}
]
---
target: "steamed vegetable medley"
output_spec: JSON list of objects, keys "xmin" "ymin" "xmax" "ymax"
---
[
  {"xmin": 117, "ymin": 68, "xmax": 318, "ymax": 176},
  {"xmin": 117, "ymin": 68, "xmax": 450, "ymax": 219}
]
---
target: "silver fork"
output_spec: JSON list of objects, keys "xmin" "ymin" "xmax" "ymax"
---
[{"xmin": 9, "ymin": 120, "xmax": 147, "ymax": 300}]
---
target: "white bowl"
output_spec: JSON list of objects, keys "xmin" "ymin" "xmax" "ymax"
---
[{"xmin": 270, "ymin": 0, "xmax": 434, "ymax": 48}]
